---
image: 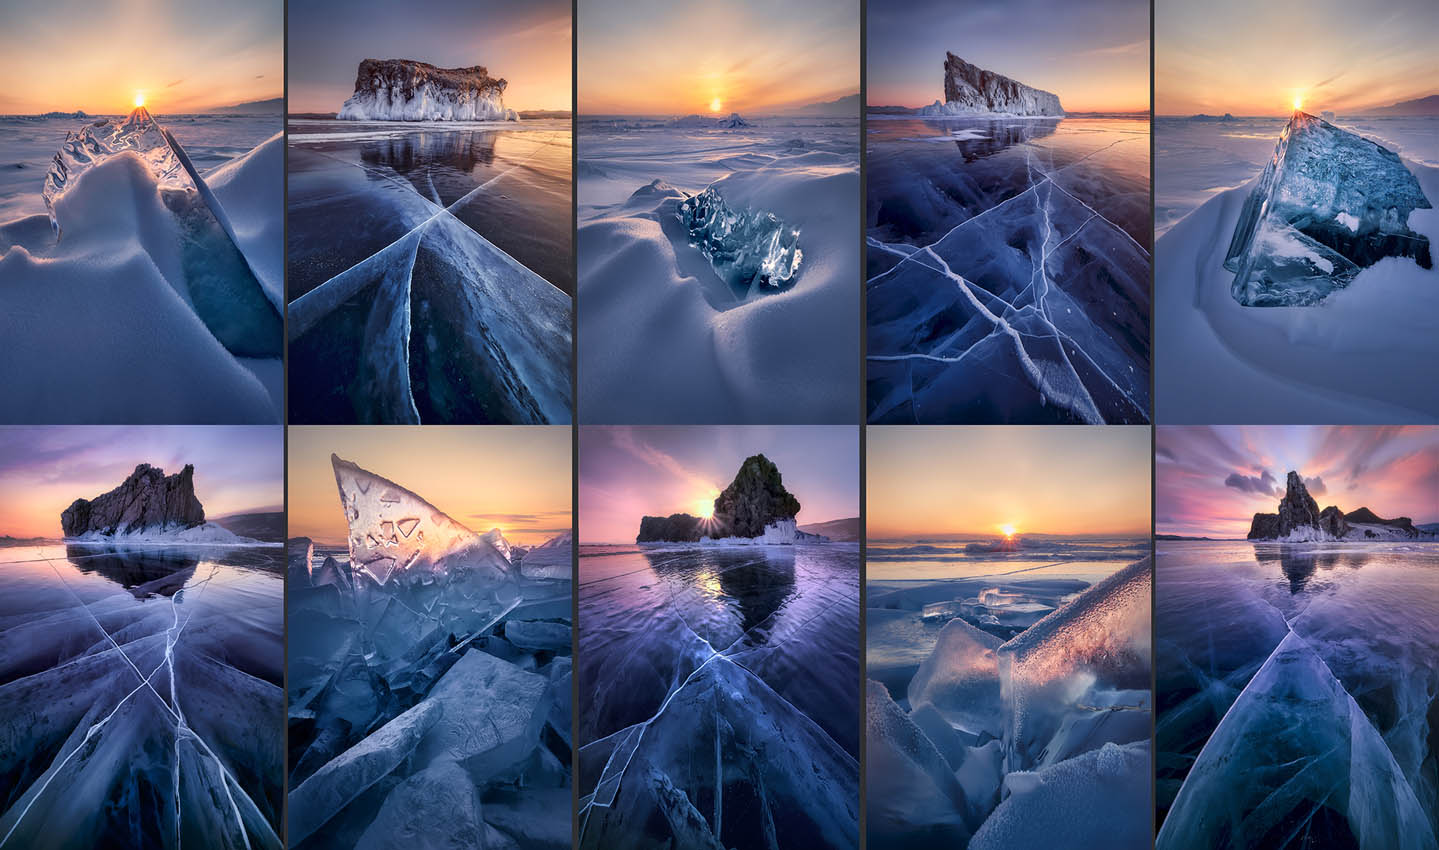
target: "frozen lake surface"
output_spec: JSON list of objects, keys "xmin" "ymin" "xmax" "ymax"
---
[
  {"xmin": 866, "ymin": 116, "xmax": 1151, "ymax": 424},
  {"xmin": 1156, "ymin": 540, "xmax": 1439, "ymax": 848},
  {"xmin": 0, "ymin": 542, "xmax": 283, "ymax": 849},
  {"xmin": 578, "ymin": 543, "xmax": 860, "ymax": 849},
  {"xmin": 286, "ymin": 119, "xmax": 573, "ymax": 425}
]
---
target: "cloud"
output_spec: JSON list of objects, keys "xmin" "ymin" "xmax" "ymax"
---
[
  {"xmin": 1076, "ymin": 39, "xmax": 1147, "ymax": 57},
  {"xmin": 1304, "ymin": 475, "xmax": 1327, "ymax": 496},
  {"xmin": 610, "ymin": 428, "xmax": 716, "ymax": 494},
  {"xmin": 166, "ymin": 79, "xmax": 185, "ymax": 88},
  {"xmin": 1224, "ymin": 469, "xmax": 1277, "ymax": 495}
]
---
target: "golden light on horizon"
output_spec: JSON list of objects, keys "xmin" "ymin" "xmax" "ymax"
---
[
  {"xmin": 1292, "ymin": 93, "xmax": 1303, "ymax": 112},
  {"xmin": 708, "ymin": 96, "xmax": 722, "ymax": 113},
  {"xmin": 999, "ymin": 523, "xmax": 1017, "ymax": 538},
  {"xmin": 134, "ymin": 91, "xmax": 145, "ymax": 108}
]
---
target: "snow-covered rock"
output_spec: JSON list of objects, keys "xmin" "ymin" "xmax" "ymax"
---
[
  {"xmin": 337, "ymin": 59, "xmax": 517, "ymax": 121},
  {"xmin": 917, "ymin": 53, "xmax": 1063, "ymax": 117}
]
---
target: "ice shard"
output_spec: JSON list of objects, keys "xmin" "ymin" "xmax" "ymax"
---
[
  {"xmin": 678, "ymin": 186, "xmax": 803, "ymax": 297},
  {"xmin": 40, "ymin": 107, "xmax": 280, "ymax": 356},
  {"xmin": 1225, "ymin": 111, "xmax": 1433, "ymax": 306},
  {"xmin": 906, "ymin": 616, "xmax": 1004, "ymax": 741},
  {"xmin": 1158, "ymin": 632, "xmax": 1438, "ymax": 850},
  {"xmin": 997, "ymin": 557, "xmax": 1151, "ymax": 773},
  {"xmin": 866, "ymin": 679, "xmax": 975, "ymax": 847},
  {"xmin": 331, "ymin": 453, "xmax": 510, "ymax": 584}
]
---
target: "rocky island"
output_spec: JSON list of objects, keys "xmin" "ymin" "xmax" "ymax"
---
[
  {"xmin": 1247, "ymin": 471, "xmax": 1428, "ymax": 541},
  {"xmin": 60, "ymin": 463, "xmax": 254, "ymax": 543},
  {"xmin": 918, "ymin": 52, "xmax": 1063, "ymax": 117},
  {"xmin": 337, "ymin": 59, "xmax": 518, "ymax": 121},
  {"xmin": 636, "ymin": 454, "xmax": 828, "ymax": 545}
]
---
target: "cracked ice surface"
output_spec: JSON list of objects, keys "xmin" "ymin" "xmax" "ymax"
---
[
  {"xmin": 0, "ymin": 543, "xmax": 284, "ymax": 850},
  {"xmin": 287, "ymin": 458, "xmax": 571, "ymax": 850},
  {"xmin": 286, "ymin": 120, "xmax": 573, "ymax": 424},
  {"xmin": 578, "ymin": 544, "xmax": 860, "ymax": 849},
  {"xmin": 866, "ymin": 116, "xmax": 1150, "ymax": 424},
  {"xmin": 1156, "ymin": 541, "xmax": 1439, "ymax": 847}
]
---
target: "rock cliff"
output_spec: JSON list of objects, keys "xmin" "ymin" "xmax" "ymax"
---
[
  {"xmin": 636, "ymin": 453, "xmax": 804, "ymax": 543},
  {"xmin": 337, "ymin": 59, "xmax": 516, "ymax": 122},
  {"xmin": 61, "ymin": 463, "xmax": 205, "ymax": 537},
  {"xmin": 1246, "ymin": 471, "xmax": 1423, "ymax": 540},
  {"xmin": 918, "ymin": 53, "xmax": 1063, "ymax": 117}
]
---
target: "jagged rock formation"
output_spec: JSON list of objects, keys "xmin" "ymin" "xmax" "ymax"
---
[
  {"xmin": 714, "ymin": 454, "xmax": 802, "ymax": 537},
  {"xmin": 1225, "ymin": 111, "xmax": 1432, "ymax": 306},
  {"xmin": 337, "ymin": 59, "xmax": 517, "ymax": 121},
  {"xmin": 636, "ymin": 454, "xmax": 805, "ymax": 543},
  {"xmin": 918, "ymin": 53, "xmax": 1063, "ymax": 117},
  {"xmin": 61, "ymin": 463, "xmax": 205, "ymax": 537},
  {"xmin": 1247, "ymin": 471, "xmax": 1423, "ymax": 540},
  {"xmin": 1318, "ymin": 506, "xmax": 1349, "ymax": 538}
]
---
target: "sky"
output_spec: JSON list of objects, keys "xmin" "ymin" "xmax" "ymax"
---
[
  {"xmin": 0, "ymin": 0, "xmax": 281, "ymax": 114},
  {"xmin": 289, "ymin": 427, "xmax": 571, "ymax": 547},
  {"xmin": 579, "ymin": 0, "xmax": 859, "ymax": 115},
  {"xmin": 868, "ymin": 0, "xmax": 1149, "ymax": 113},
  {"xmin": 579, "ymin": 426, "xmax": 858, "ymax": 544},
  {"xmin": 867, "ymin": 426, "xmax": 1151, "ymax": 540},
  {"xmin": 0, "ymin": 426, "xmax": 282, "ymax": 538},
  {"xmin": 1156, "ymin": 426, "xmax": 1439, "ymax": 538},
  {"xmin": 1157, "ymin": 0, "xmax": 1437, "ymax": 116},
  {"xmin": 288, "ymin": 0, "xmax": 571, "ymax": 113}
]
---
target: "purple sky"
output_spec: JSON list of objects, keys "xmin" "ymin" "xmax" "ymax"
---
[
  {"xmin": 1157, "ymin": 426, "xmax": 1439, "ymax": 538},
  {"xmin": 0, "ymin": 426, "xmax": 283, "ymax": 538},
  {"xmin": 579, "ymin": 426, "xmax": 858, "ymax": 544}
]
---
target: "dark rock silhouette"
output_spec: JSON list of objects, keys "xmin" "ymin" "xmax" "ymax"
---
[{"xmin": 61, "ymin": 463, "xmax": 205, "ymax": 537}]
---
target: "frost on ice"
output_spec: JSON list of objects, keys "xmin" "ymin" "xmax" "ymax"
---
[
  {"xmin": 1225, "ymin": 111, "xmax": 1433, "ymax": 307},
  {"xmin": 287, "ymin": 455, "xmax": 572, "ymax": 850},
  {"xmin": 866, "ymin": 557, "xmax": 1152, "ymax": 848},
  {"xmin": 678, "ymin": 186, "xmax": 802, "ymax": 297}
]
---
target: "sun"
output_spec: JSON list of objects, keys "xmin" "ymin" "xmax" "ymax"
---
[
  {"xmin": 694, "ymin": 498, "xmax": 715, "ymax": 519},
  {"xmin": 709, "ymin": 97, "xmax": 722, "ymax": 113},
  {"xmin": 1292, "ymin": 94, "xmax": 1303, "ymax": 112},
  {"xmin": 134, "ymin": 92, "xmax": 146, "ymax": 109},
  {"xmin": 999, "ymin": 523, "xmax": 1017, "ymax": 538}
]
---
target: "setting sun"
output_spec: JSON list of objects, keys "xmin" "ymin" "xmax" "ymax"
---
[
  {"xmin": 708, "ymin": 97, "xmax": 722, "ymax": 113},
  {"xmin": 695, "ymin": 498, "xmax": 715, "ymax": 519},
  {"xmin": 134, "ymin": 92, "xmax": 145, "ymax": 108},
  {"xmin": 1292, "ymin": 94, "xmax": 1303, "ymax": 112},
  {"xmin": 999, "ymin": 523, "xmax": 1017, "ymax": 538}
]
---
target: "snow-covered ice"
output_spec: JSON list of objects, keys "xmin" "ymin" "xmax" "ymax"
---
[
  {"xmin": 287, "ymin": 119, "xmax": 573, "ymax": 424},
  {"xmin": 0, "ymin": 112, "xmax": 283, "ymax": 423},
  {"xmin": 579, "ymin": 543, "xmax": 859, "ymax": 848},
  {"xmin": 866, "ymin": 116, "xmax": 1151, "ymax": 424},
  {"xmin": 577, "ymin": 116, "xmax": 858, "ymax": 423},
  {"xmin": 1155, "ymin": 115, "xmax": 1439, "ymax": 422}
]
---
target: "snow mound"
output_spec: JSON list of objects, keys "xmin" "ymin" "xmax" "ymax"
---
[{"xmin": 67, "ymin": 521, "xmax": 265, "ymax": 545}]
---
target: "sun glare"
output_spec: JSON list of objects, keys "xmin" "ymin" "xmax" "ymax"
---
[
  {"xmin": 709, "ymin": 97, "xmax": 722, "ymax": 113},
  {"xmin": 999, "ymin": 523, "xmax": 1017, "ymax": 538},
  {"xmin": 134, "ymin": 92, "xmax": 145, "ymax": 109},
  {"xmin": 695, "ymin": 498, "xmax": 715, "ymax": 519},
  {"xmin": 1292, "ymin": 94, "xmax": 1303, "ymax": 112}
]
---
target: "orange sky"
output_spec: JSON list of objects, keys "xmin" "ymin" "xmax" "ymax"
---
[
  {"xmin": 0, "ymin": 0, "xmax": 281, "ymax": 114},
  {"xmin": 867, "ymin": 426, "xmax": 1152, "ymax": 539},
  {"xmin": 578, "ymin": 0, "xmax": 858, "ymax": 115},
  {"xmin": 1157, "ymin": 0, "xmax": 1436, "ymax": 116},
  {"xmin": 288, "ymin": 427, "xmax": 571, "ymax": 547}
]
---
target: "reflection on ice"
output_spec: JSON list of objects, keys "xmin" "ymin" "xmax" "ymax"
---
[
  {"xmin": 0, "ymin": 543, "xmax": 283, "ymax": 849},
  {"xmin": 866, "ymin": 117, "xmax": 1150, "ymax": 424},
  {"xmin": 578, "ymin": 544, "xmax": 860, "ymax": 849}
]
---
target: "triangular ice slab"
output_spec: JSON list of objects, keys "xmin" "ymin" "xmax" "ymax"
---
[
  {"xmin": 1159, "ymin": 631, "xmax": 1438, "ymax": 850},
  {"xmin": 330, "ymin": 453, "xmax": 507, "ymax": 584},
  {"xmin": 1225, "ymin": 111, "xmax": 1433, "ymax": 306}
]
